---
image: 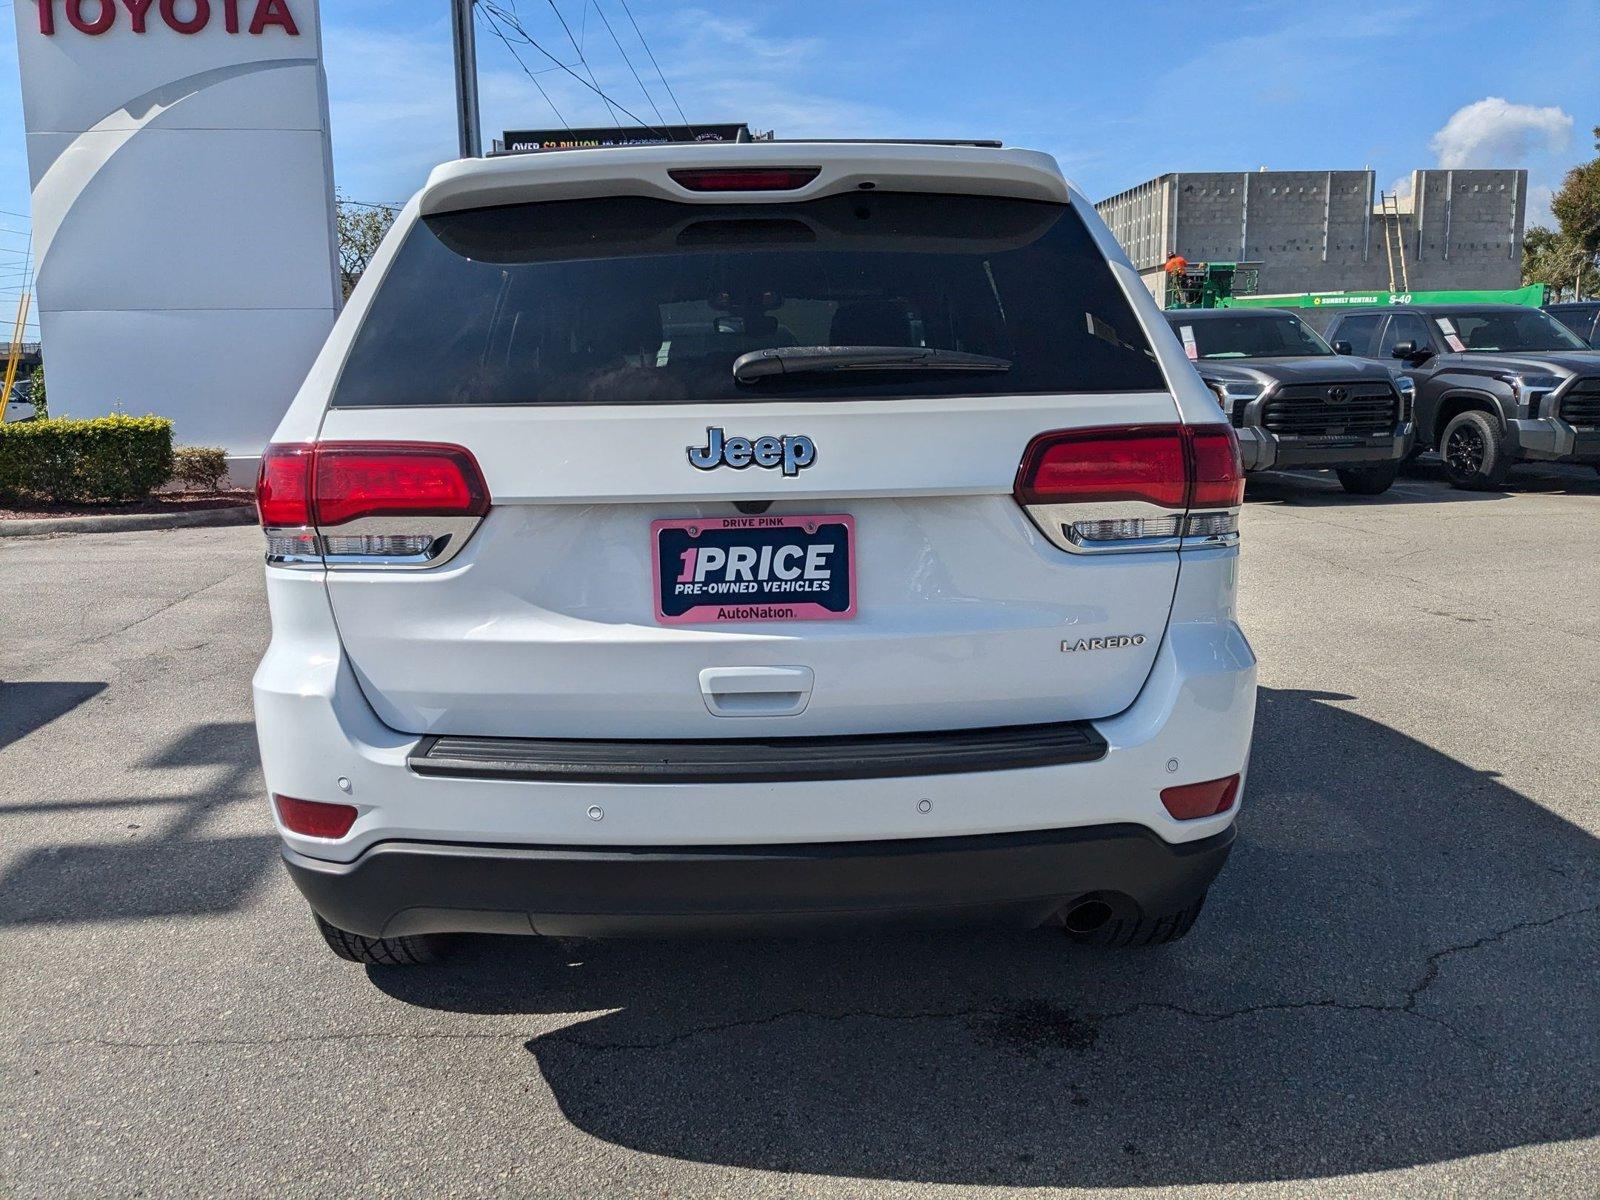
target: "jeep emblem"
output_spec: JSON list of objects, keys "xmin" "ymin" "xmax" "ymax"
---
[{"xmin": 688, "ymin": 427, "xmax": 816, "ymax": 477}]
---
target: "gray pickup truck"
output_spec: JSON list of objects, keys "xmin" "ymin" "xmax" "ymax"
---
[
  {"xmin": 1324, "ymin": 303, "xmax": 1600, "ymax": 489},
  {"xmin": 1166, "ymin": 308, "xmax": 1414, "ymax": 495}
]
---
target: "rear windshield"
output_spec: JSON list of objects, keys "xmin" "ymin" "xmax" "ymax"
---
[
  {"xmin": 331, "ymin": 192, "xmax": 1166, "ymax": 407},
  {"xmin": 1432, "ymin": 309, "xmax": 1590, "ymax": 354}
]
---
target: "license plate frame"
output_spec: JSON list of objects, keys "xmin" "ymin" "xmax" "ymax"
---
[{"xmin": 652, "ymin": 514, "xmax": 857, "ymax": 626}]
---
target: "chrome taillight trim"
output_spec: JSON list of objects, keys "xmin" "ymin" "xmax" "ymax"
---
[
  {"xmin": 263, "ymin": 515, "xmax": 483, "ymax": 570},
  {"xmin": 265, "ymin": 526, "xmax": 322, "ymax": 568},
  {"xmin": 1021, "ymin": 499, "xmax": 1238, "ymax": 555}
]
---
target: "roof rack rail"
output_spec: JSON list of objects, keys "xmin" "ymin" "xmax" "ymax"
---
[{"xmin": 484, "ymin": 137, "xmax": 1006, "ymax": 159}]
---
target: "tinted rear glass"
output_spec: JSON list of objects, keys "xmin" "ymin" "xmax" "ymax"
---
[
  {"xmin": 332, "ymin": 193, "xmax": 1165, "ymax": 407},
  {"xmin": 1434, "ymin": 309, "xmax": 1589, "ymax": 353},
  {"xmin": 1330, "ymin": 314, "xmax": 1382, "ymax": 356}
]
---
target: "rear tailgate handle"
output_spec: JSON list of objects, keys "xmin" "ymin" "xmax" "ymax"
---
[{"xmin": 698, "ymin": 666, "xmax": 814, "ymax": 718}]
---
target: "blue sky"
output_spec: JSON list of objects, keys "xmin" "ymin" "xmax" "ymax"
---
[{"xmin": 1, "ymin": 0, "xmax": 1596, "ymax": 334}]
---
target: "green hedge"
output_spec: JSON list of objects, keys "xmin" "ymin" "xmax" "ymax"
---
[{"xmin": 0, "ymin": 414, "xmax": 175, "ymax": 505}]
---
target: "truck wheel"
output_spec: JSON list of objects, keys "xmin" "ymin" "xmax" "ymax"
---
[
  {"xmin": 1336, "ymin": 463, "xmax": 1400, "ymax": 495},
  {"xmin": 313, "ymin": 912, "xmax": 447, "ymax": 965},
  {"xmin": 1440, "ymin": 410, "xmax": 1511, "ymax": 490},
  {"xmin": 1065, "ymin": 892, "xmax": 1207, "ymax": 947}
]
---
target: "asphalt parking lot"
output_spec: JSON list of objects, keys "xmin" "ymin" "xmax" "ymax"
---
[{"xmin": 2, "ymin": 462, "xmax": 1597, "ymax": 1199}]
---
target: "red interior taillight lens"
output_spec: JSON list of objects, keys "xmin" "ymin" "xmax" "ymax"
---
[
  {"xmin": 273, "ymin": 794, "xmax": 359, "ymax": 839},
  {"xmin": 1160, "ymin": 775, "xmax": 1240, "ymax": 821},
  {"xmin": 256, "ymin": 443, "xmax": 313, "ymax": 527},
  {"xmin": 313, "ymin": 443, "xmax": 489, "ymax": 527},
  {"xmin": 668, "ymin": 166, "xmax": 821, "ymax": 192},
  {"xmin": 1016, "ymin": 426, "xmax": 1189, "ymax": 509}
]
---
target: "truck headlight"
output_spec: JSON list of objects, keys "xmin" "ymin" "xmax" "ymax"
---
[
  {"xmin": 1205, "ymin": 380, "xmax": 1264, "ymax": 424},
  {"xmin": 1395, "ymin": 376, "xmax": 1415, "ymax": 421},
  {"xmin": 1498, "ymin": 372, "xmax": 1563, "ymax": 417}
]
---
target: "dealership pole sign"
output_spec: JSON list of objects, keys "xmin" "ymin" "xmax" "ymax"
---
[{"xmin": 13, "ymin": 0, "xmax": 339, "ymax": 464}]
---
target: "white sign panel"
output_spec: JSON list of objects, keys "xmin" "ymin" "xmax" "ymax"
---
[{"xmin": 14, "ymin": 0, "xmax": 339, "ymax": 464}]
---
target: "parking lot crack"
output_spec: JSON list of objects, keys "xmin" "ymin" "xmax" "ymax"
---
[{"xmin": 1401, "ymin": 902, "xmax": 1600, "ymax": 1016}]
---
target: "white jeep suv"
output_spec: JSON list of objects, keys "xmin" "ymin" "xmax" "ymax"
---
[{"xmin": 252, "ymin": 141, "xmax": 1257, "ymax": 964}]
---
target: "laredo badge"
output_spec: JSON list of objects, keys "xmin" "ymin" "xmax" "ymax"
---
[{"xmin": 1062, "ymin": 634, "xmax": 1147, "ymax": 652}]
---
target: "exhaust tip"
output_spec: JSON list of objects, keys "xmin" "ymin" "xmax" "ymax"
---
[{"xmin": 1062, "ymin": 898, "xmax": 1114, "ymax": 935}]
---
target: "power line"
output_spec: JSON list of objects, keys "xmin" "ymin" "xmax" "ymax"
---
[
  {"xmin": 478, "ymin": 4, "xmax": 571, "ymax": 130},
  {"xmin": 539, "ymin": 0, "xmax": 618, "ymax": 125},
  {"xmin": 479, "ymin": 0, "xmax": 665, "ymax": 134},
  {"xmin": 591, "ymin": 1, "xmax": 665, "ymax": 128},
  {"xmin": 616, "ymin": 0, "xmax": 691, "ymax": 131}
]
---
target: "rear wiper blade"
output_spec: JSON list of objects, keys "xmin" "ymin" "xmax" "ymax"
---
[{"xmin": 733, "ymin": 345, "xmax": 1012, "ymax": 384}]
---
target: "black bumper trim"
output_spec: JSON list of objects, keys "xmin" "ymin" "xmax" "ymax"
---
[
  {"xmin": 282, "ymin": 824, "xmax": 1235, "ymax": 939},
  {"xmin": 409, "ymin": 720, "xmax": 1108, "ymax": 785}
]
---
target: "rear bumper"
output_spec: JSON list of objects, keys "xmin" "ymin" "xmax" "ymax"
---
[
  {"xmin": 1506, "ymin": 418, "xmax": 1600, "ymax": 463},
  {"xmin": 283, "ymin": 823, "xmax": 1236, "ymax": 938},
  {"xmin": 1238, "ymin": 424, "xmax": 1412, "ymax": 472},
  {"xmin": 254, "ymin": 548, "xmax": 1256, "ymax": 873}
]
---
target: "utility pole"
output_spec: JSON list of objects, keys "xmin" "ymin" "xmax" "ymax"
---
[{"xmin": 451, "ymin": 0, "xmax": 482, "ymax": 158}]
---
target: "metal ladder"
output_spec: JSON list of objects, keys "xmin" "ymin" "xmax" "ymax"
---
[{"xmin": 1378, "ymin": 191, "xmax": 1411, "ymax": 293}]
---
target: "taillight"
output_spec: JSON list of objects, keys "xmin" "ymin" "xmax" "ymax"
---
[
  {"xmin": 273, "ymin": 794, "xmax": 359, "ymax": 839},
  {"xmin": 314, "ymin": 443, "xmax": 489, "ymax": 526},
  {"xmin": 256, "ymin": 441, "xmax": 489, "ymax": 568},
  {"xmin": 1014, "ymin": 423, "xmax": 1243, "ymax": 552},
  {"xmin": 668, "ymin": 166, "xmax": 821, "ymax": 192},
  {"xmin": 1160, "ymin": 774, "xmax": 1240, "ymax": 821}
]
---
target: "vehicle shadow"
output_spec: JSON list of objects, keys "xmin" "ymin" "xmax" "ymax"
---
[
  {"xmin": 1404, "ymin": 457, "xmax": 1600, "ymax": 495},
  {"xmin": 370, "ymin": 688, "xmax": 1600, "ymax": 1188},
  {"xmin": 1249, "ymin": 456, "xmax": 1600, "ymax": 506},
  {"xmin": 0, "ymin": 680, "xmax": 108, "ymax": 750},
  {"xmin": 1244, "ymin": 470, "xmax": 1510, "ymax": 505},
  {"xmin": 0, "ymin": 719, "xmax": 276, "ymax": 925}
]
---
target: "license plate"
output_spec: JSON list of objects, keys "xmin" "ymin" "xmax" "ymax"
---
[{"xmin": 652, "ymin": 515, "xmax": 856, "ymax": 625}]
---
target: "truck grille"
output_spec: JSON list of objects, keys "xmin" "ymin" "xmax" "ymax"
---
[
  {"xmin": 1559, "ymin": 379, "xmax": 1600, "ymax": 428},
  {"xmin": 1262, "ymin": 383, "xmax": 1399, "ymax": 437}
]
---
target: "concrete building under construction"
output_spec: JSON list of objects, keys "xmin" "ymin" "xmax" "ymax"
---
[{"xmin": 1095, "ymin": 168, "xmax": 1527, "ymax": 305}]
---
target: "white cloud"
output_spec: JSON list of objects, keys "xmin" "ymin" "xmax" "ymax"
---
[{"xmin": 1428, "ymin": 97, "xmax": 1573, "ymax": 169}]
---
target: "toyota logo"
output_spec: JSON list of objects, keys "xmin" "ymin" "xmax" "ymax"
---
[{"xmin": 1328, "ymin": 386, "xmax": 1349, "ymax": 403}]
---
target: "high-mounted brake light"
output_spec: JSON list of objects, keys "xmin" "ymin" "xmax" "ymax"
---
[
  {"xmin": 1014, "ymin": 423, "xmax": 1243, "ymax": 553},
  {"xmin": 256, "ymin": 441, "xmax": 490, "ymax": 568},
  {"xmin": 668, "ymin": 167, "xmax": 821, "ymax": 192}
]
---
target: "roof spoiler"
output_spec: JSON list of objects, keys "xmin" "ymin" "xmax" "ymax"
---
[{"xmin": 419, "ymin": 142, "xmax": 1068, "ymax": 217}]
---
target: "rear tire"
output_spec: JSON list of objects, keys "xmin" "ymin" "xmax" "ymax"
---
[
  {"xmin": 1336, "ymin": 462, "xmax": 1400, "ymax": 495},
  {"xmin": 1066, "ymin": 892, "xmax": 1207, "ymax": 947},
  {"xmin": 313, "ymin": 912, "xmax": 447, "ymax": 965},
  {"xmin": 1440, "ymin": 410, "xmax": 1511, "ymax": 490}
]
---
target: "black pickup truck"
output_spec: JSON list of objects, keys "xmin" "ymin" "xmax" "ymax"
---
[
  {"xmin": 1324, "ymin": 303, "xmax": 1600, "ymax": 489},
  {"xmin": 1166, "ymin": 308, "xmax": 1414, "ymax": 495}
]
